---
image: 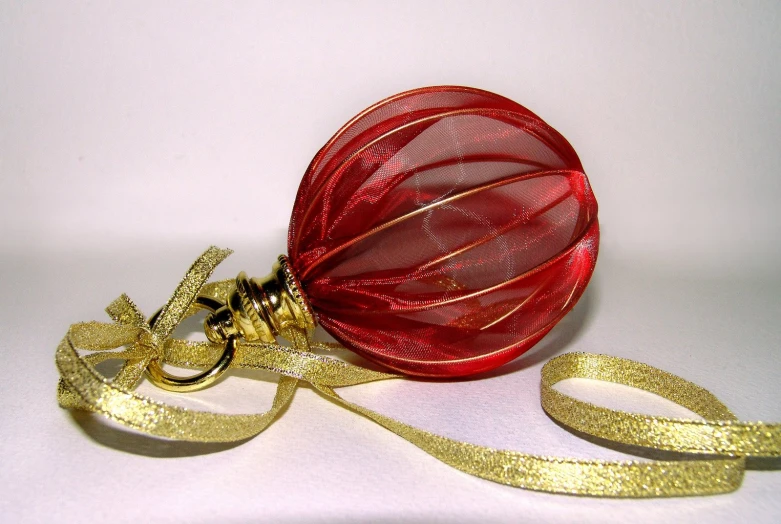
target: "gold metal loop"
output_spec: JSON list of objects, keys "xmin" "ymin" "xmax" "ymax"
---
[{"xmin": 145, "ymin": 296, "xmax": 237, "ymax": 392}]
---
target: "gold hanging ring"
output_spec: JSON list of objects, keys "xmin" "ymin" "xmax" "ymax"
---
[{"xmin": 145, "ymin": 296, "xmax": 238, "ymax": 392}]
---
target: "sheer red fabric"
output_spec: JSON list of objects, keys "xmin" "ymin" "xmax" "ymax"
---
[{"xmin": 288, "ymin": 86, "xmax": 598, "ymax": 377}]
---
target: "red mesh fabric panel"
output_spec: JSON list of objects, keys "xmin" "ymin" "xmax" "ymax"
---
[{"xmin": 288, "ymin": 86, "xmax": 598, "ymax": 377}]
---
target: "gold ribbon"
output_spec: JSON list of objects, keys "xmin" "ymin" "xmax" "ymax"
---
[{"xmin": 56, "ymin": 247, "xmax": 781, "ymax": 498}]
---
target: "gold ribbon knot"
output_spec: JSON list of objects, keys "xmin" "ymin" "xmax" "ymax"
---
[{"xmin": 56, "ymin": 247, "xmax": 781, "ymax": 498}]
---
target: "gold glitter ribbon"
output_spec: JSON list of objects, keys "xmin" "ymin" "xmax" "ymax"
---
[{"xmin": 56, "ymin": 248, "xmax": 781, "ymax": 498}]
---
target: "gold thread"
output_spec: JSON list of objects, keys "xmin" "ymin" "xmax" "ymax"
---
[
  {"xmin": 295, "ymin": 99, "xmax": 563, "ymax": 248},
  {"xmin": 300, "ymin": 168, "xmax": 585, "ymax": 280}
]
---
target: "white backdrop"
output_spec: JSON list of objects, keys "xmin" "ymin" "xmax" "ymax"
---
[
  {"xmin": 3, "ymin": 1, "xmax": 780, "ymax": 273},
  {"xmin": 2, "ymin": 2, "xmax": 780, "ymax": 523}
]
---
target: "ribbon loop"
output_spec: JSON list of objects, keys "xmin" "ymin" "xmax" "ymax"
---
[
  {"xmin": 67, "ymin": 322, "xmax": 140, "ymax": 351},
  {"xmin": 106, "ymin": 294, "xmax": 147, "ymax": 328},
  {"xmin": 541, "ymin": 353, "xmax": 781, "ymax": 458},
  {"xmin": 149, "ymin": 246, "xmax": 232, "ymax": 341}
]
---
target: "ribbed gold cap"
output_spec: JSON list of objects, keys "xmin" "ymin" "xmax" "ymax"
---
[{"xmin": 204, "ymin": 255, "xmax": 315, "ymax": 343}]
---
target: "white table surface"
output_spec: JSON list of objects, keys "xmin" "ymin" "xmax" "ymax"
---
[{"xmin": 2, "ymin": 2, "xmax": 780, "ymax": 522}]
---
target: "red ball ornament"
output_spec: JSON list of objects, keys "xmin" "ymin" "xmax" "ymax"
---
[{"xmin": 287, "ymin": 86, "xmax": 598, "ymax": 377}]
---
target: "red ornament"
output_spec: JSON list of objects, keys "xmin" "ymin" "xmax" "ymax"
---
[{"xmin": 288, "ymin": 86, "xmax": 598, "ymax": 377}]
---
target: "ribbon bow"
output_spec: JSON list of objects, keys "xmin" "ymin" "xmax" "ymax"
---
[{"xmin": 56, "ymin": 247, "xmax": 781, "ymax": 497}]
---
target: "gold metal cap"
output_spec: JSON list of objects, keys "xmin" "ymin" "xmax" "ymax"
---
[{"xmin": 204, "ymin": 255, "xmax": 316, "ymax": 344}]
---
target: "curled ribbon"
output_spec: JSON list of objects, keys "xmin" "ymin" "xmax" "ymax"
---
[{"xmin": 56, "ymin": 247, "xmax": 781, "ymax": 498}]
